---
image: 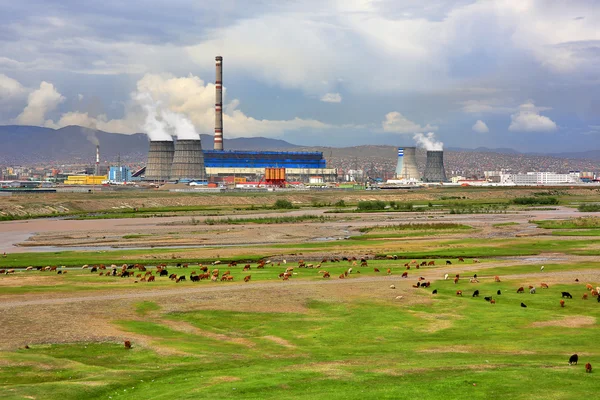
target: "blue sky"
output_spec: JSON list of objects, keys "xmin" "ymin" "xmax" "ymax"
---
[{"xmin": 0, "ymin": 0, "xmax": 599, "ymax": 152}]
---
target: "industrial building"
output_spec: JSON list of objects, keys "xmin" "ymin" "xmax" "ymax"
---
[
  {"xmin": 64, "ymin": 175, "xmax": 107, "ymax": 185},
  {"xmin": 142, "ymin": 56, "xmax": 337, "ymax": 184},
  {"xmin": 422, "ymin": 150, "xmax": 448, "ymax": 182}
]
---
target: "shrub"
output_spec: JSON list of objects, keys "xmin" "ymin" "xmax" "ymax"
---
[{"xmin": 273, "ymin": 199, "xmax": 295, "ymax": 209}]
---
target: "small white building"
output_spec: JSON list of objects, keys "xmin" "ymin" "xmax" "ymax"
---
[{"xmin": 501, "ymin": 172, "xmax": 581, "ymax": 185}]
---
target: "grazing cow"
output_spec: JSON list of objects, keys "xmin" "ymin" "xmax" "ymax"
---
[
  {"xmin": 444, "ymin": 273, "xmax": 449, "ymax": 280},
  {"xmin": 541, "ymin": 283, "xmax": 549, "ymax": 289},
  {"xmin": 0, "ymin": 269, "xmax": 5, "ymax": 274},
  {"xmin": 91, "ymin": 267, "xmax": 98, "ymax": 273},
  {"xmin": 472, "ymin": 290, "xmax": 480, "ymax": 297},
  {"xmin": 494, "ymin": 276, "xmax": 501, "ymax": 282},
  {"xmin": 190, "ymin": 275, "xmax": 200, "ymax": 282},
  {"xmin": 521, "ymin": 302, "xmax": 527, "ymax": 308},
  {"xmin": 528, "ymin": 285, "xmax": 534, "ymax": 289},
  {"xmin": 347, "ymin": 268, "xmax": 353, "ymax": 275},
  {"xmin": 585, "ymin": 362, "xmax": 592, "ymax": 373},
  {"xmin": 456, "ymin": 290, "xmax": 463, "ymax": 296},
  {"xmin": 561, "ymin": 292, "xmax": 573, "ymax": 299},
  {"xmin": 530, "ymin": 287, "xmax": 536, "ymax": 294},
  {"xmin": 428, "ymin": 261, "xmax": 435, "ymax": 266},
  {"xmin": 446, "ymin": 260, "xmax": 452, "ymax": 265},
  {"xmin": 199, "ymin": 266, "xmax": 208, "ymax": 272},
  {"xmin": 160, "ymin": 270, "xmax": 168, "ymax": 277},
  {"xmin": 226, "ymin": 275, "xmax": 234, "ymax": 281},
  {"xmin": 148, "ymin": 276, "xmax": 155, "ymax": 282},
  {"xmin": 244, "ymin": 275, "xmax": 251, "ymax": 282},
  {"xmin": 169, "ymin": 274, "xmax": 177, "ymax": 280},
  {"xmin": 569, "ymin": 354, "xmax": 578, "ymax": 365},
  {"xmin": 473, "ymin": 259, "xmax": 480, "ymax": 263},
  {"xmin": 582, "ymin": 293, "xmax": 588, "ymax": 300},
  {"xmin": 387, "ymin": 268, "xmax": 391, "ymax": 275},
  {"xmin": 221, "ymin": 275, "xmax": 229, "ymax": 281},
  {"xmin": 374, "ymin": 268, "xmax": 380, "ymax": 273},
  {"xmin": 339, "ymin": 274, "xmax": 345, "ymax": 279},
  {"xmin": 124, "ymin": 341, "xmax": 132, "ymax": 349},
  {"xmin": 560, "ymin": 300, "xmax": 565, "ymax": 308},
  {"xmin": 469, "ymin": 278, "xmax": 479, "ymax": 283},
  {"xmin": 57, "ymin": 270, "xmax": 62, "ymax": 275},
  {"xmin": 597, "ymin": 295, "xmax": 600, "ymax": 303},
  {"xmin": 211, "ymin": 275, "xmax": 217, "ymax": 282},
  {"xmin": 323, "ymin": 272, "xmax": 330, "ymax": 278},
  {"xmin": 490, "ymin": 299, "xmax": 496, "ymax": 304},
  {"xmin": 517, "ymin": 287, "xmax": 524, "ymax": 293},
  {"xmin": 454, "ymin": 277, "xmax": 459, "ymax": 284},
  {"xmin": 420, "ymin": 261, "xmax": 427, "ymax": 267},
  {"xmin": 484, "ymin": 296, "xmax": 492, "ymax": 302},
  {"xmin": 458, "ymin": 257, "xmax": 464, "ymax": 262},
  {"xmin": 540, "ymin": 265, "xmax": 544, "ymax": 271},
  {"xmin": 361, "ymin": 261, "xmax": 368, "ymax": 267},
  {"xmin": 401, "ymin": 271, "xmax": 408, "ymax": 278},
  {"xmin": 178, "ymin": 276, "xmax": 186, "ymax": 282},
  {"xmin": 243, "ymin": 265, "xmax": 251, "ymax": 271},
  {"xmin": 432, "ymin": 289, "xmax": 437, "ymax": 294},
  {"xmin": 591, "ymin": 290, "xmax": 599, "ymax": 297},
  {"xmin": 586, "ymin": 284, "xmax": 593, "ymax": 291},
  {"xmin": 497, "ymin": 290, "xmax": 502, "ymax": 295},
  {"xmin": 575, "ymin": 278, "xmax": 579, "ymax": 282}
]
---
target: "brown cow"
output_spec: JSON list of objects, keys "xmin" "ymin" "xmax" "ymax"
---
[
  {"xmin": 586, "ymin": 363, "xmax": 592, "ymax": 373},
  {"xmin": 458, "ymin": 257, "xmax": 464, "ymax": 262},
  {"xmin": 401, "ymin": 271, "xmax": 408, "ymax": 278},
  {"xmin": 560, "ymin": 300, "xmax": 565, "ymax": 307},
  {"xmin": 582, "ymin": 293, "xmax": 588, "ymax": 300},
  {"xmin": 148, "ymin": 275, "xmax": 155, "ymax": 282},
  {"xmin": 386, "ymin": 268, "xmax": 391, "ymax": 275},
  {"xmin": 490, "ymin": 299, "xmax": 496, "ymax": 304},
  {"xmin": 494, "ymin": 276, "xmax": 501, "ymax": 282},
  {"xmin": 517, "ymin": 287, "xmax": 524, "ymax": 293},
  {"xmin": 244, "ymin": 275, "xmax": 251, "ymax": 282},
  {"xmin": 243, "ymin": 265, "xmax": 251, "ymax": 271},
  {"xmin": 374, "ymin": 268, "xmax": 380, "ymax": 273},
  {"xmin": 541, "ymin": 283, "xmax": 549, "ymax": 289},
  {"xmin": 456, "ymin": 290, "xmax": 463, "ymax": 296},
  {"xmin": 339, "ymin": 273, "xmax": 345, "ymax": 279},
  {"xmin": 124, "ymin": 341, "xmax": 132, "ymax": 349},
  {"xmin": 586, "ymin": 284, "xmax": 593, "ymax": 291},
  {"xmin": 323, "ymin": 272, "xmax": 330, "ymax": 278},
  {"xmin": 453, "ymin": 277, "xmax": 459, "ymax": 284},
  {"xmin": 427, "ymin": 261, "xmax": 435, "ymax": 266},
  {"xmin": 592, "ymin": 290, "xmax": 599, "ymax": 297}
]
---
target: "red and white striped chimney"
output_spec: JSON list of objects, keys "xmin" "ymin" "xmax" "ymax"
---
[{"xmin": 214, "ymin": 56, "xmax": 224, "ymax": 151}]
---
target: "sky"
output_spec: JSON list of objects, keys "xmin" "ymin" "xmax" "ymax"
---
[{"xmin": 0, "ymin": 0, "xmax": 599, "ymax": 152}]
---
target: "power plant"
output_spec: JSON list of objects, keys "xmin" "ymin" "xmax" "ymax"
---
[
  {"xmin": 395, "ymin": 147, "xmax": 419, "ymax": 180},
  {"xmin": 170, "ymin": 139, "xmax": 206, "ymax": 181},
  {"xmin": 142, "ymin": 55, "xmax": 337, "ymax": 184},
  {"xmin": 422, "ymin": 150, "xmax": 448, "ymax": 182},
  {"xmin": 145, "ymin": 140, "xmax": 175, "ymax": 181}
]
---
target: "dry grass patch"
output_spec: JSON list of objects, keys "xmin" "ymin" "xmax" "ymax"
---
[{"xmin": 530, "ymin": 315, "xmax": 596, "ymax": 328}]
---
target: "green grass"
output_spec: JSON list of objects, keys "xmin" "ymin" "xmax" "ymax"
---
[
  {"xmin": 135, "ymin": 301, "xmax": 161, "ymax": 316},
  {"xmin": 359, "ymin": 223, "xmax": 472, "ymax": 233},
  {"xmin": 493, "ymin": 222, "xmax": 519, "ymax": 227},
  {"xmin": 2, "ymin": 278, "xmax": 599, "ymax": 399},
  {"xmin": 534, "ymin": 217, "xmax": 600, "ymax": 229}
]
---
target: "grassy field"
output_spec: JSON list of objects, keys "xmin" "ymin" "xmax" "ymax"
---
[
  {"xmin": 1, "ymin": 276, "xmax": 598, "ymax": 399},
  {"xmin": 2, "ymin": 190, "xmax": 600, "ymax": 399}
]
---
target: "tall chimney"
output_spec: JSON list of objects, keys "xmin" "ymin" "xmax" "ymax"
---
[
  {"xmin": 214, "ymin": 55, "xmax": 224, "ymax": 151},
  {"xmin": 95, "ymin": 145, "xmax": 100, "ymax": 176}
]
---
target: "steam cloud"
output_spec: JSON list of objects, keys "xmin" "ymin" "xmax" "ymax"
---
[
  {"xmin": 413, "ymin": 132, "xmax": 443, "ymax": 151},
  {"xmin": 137, "ymin": 93, "xmax": 200, "ymax": 141}
]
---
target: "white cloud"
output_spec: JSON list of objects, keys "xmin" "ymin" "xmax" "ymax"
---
[
  {"xmin": 472, "ymin": 120, "xmax": 489, "ymax": 133},
  {"xmin": 320, "ymin": 93, "xmax": 342, "ymax": 103},
  {"xmin": 460, "ymin": 99, "xmax": 514, "ymax": 114},
  {"xmin": 15, "ymin": 81, "xmax": 65, "ymax": 126},
  {"xmin": 382, "ymin": 111, "xmax": 437, "ymax": 133},
  {"xmin": 0, "ymin": 73, "xmax": 26, "ymax": 102},
  {"xmin": 509, "ymin": 101, "xmax": 557, "ymax": 132}
]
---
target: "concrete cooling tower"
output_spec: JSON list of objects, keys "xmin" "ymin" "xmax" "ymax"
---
[
  {"xmin": 170, "ymin": 139, "xmax": 206, "ymax": 181},
  {"xmin": 145, "ymin": 140, "xmax": 175, "ymax": 181},
  {"xmin": 397, "ymin": 146, "xmax": 420, "ymax": 180},
  {"xmin": 422, "ymin": 150, "xmax": 447, "ymax": 182}
]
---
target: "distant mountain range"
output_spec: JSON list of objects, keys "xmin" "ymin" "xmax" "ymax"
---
[{"xmin": 0, "ymin": 125, "xmax": 599, "ymax": 172}]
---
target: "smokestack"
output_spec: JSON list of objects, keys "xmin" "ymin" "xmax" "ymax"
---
[
  {"xmin": 423, "ymin": 151, "xmax": 448, "ymax": 182},
  {"xmin": 95, "ymin": 145, "xmax": 100, "ymax": 176},
  {"xmin": 394, "ymin": 148, "xmax": 404, "ymax": 178},
  {"xmin": 170, "ymin": 139, "xmax": 206, "ymax": 181},
  {"xmin": 214, "ymin": 55, "xmax": 224, "ymax": 151},
  {"xmin": 397, "ymin": 146, "xmax": 420, "ymax": 180},
  {"xmin": 145, "ymin": 140, "xmax": 175, "ymax": 182}
]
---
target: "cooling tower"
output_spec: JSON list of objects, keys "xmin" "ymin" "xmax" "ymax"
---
[
  {"xmin": 422, "ymin": 150, "xmax": 448, "ymax": 182},
  {"xmin": 397, "ymin": 146, "xmax": 420, "ymax": 180},
  {"xmin": 214, "ymin": 56, "xmax": 224, "ymax": 151},
  {"xmin": 394, "ymin": 148, "xmax": 404, "ymax": 178},
  {"xmin": 170, "ymin": 139, "xmax": 206, "ymax": 181},
  {"xmin": 145, "ymin": 140, "xmax": 174, "ymax": 181}
]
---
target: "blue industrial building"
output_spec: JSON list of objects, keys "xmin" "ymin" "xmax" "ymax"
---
[
  {"xmin": 109, "ymin": 166, "xmax": 132, "ymax": 182},
  {"xmin": 203, "ymin": 150, "xmax": 326, "ymax": 169}
]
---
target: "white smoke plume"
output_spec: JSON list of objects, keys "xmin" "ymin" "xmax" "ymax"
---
[
  {"xmin": 161, "ymin": 109, "xmax": 200, "ymax": 140},
  {"xmin": 413, "ymin": 132, "xmax": 443, "ymax": 151},
  {"xmin": 137, "ymin": 93, "xmax": 172, "ymax": 141}
]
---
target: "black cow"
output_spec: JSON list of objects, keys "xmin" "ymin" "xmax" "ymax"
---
[
  {"xmin": 497, "ymin": 290, "xmax": 502, "ymax": 295},
  {"xmin": 521, "ymin": 302, "xmax": 527, "ymax": 308},
  {"xmin": 484, "ymin": 296, "xmax": 492, "ymax": 302},
  {"xmin": 190, "ymin": 275, "xmax": 200, "ymax": 282},
  {"xmin": 446, "ymin": 260, "xmax": 452, "ymax": 265},
  {"xmin": 569, "ymin": 354, "xmax": 578, "ymax": 365},
  {"xmin": 472, "ymin": 290, "xmax": 479, "ymax": 297},
  {"xmin": 160, "ymin": 269, "xmax": 168, "ymax": 277},
  {"xmin": 121, "ymin": 271, "xmax": 130, "ymax": 278},
  {"xmin": 90, "ymin": 267, "xmax": 97, "ymax": 273},
  {"xmin": 432, "ymin": 289, "xmax": 437, "ymax": 294},
  {"xmin": 561, "ymin": 292, "xmax": 573, "ymax": 299}
]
